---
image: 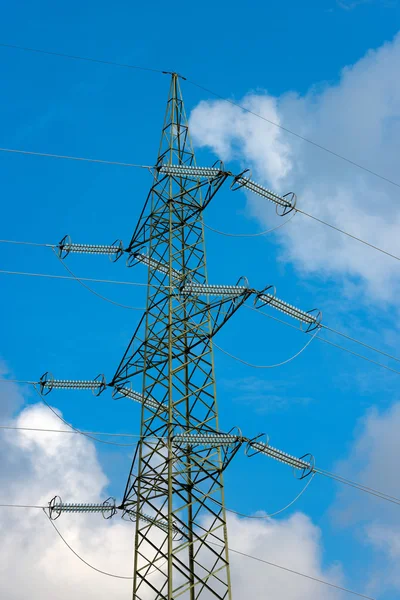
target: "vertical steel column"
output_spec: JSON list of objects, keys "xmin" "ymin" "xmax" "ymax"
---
[{"xmin": 114, "ymin": 74, "xmax": 232, "ymax": 600}]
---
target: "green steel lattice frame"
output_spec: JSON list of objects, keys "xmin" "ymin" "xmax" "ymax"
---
[{"xmin": 112, "ymin": 74, "xmax": 250, "ymax": 600}]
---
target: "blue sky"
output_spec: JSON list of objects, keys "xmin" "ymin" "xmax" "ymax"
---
[{"xmin": 1, "ymin": 1, "xmax": 400, "ymax": 599}]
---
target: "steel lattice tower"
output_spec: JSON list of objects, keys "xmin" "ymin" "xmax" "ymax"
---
[
  {"xmin": 111, "ymin": 74, "xmax": 246, "ymax": 600},
  {"xmin": 41, "ymin": 73, "xmax": 318, "ymax": 600}
]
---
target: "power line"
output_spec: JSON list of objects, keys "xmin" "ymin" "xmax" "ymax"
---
[
  {"xmin": 0, "ymin": 264, "xmax": 399, "ymax": 375},
  {"xmin": 1, "ymin": 447, "xmax": 400, "ymax": 508},
  {"xmin": 0, "ymin": 267, "xmax": 399, "ymax": 375},
  {"xmin": 0, "ymin": 500, "xmax": 376, "ymax": 597},
  {"xmin": 185, "ymin": 78, "xmax": 400, "ymax": 192},
  {"xmin": 48, "ymin": 509, "xmax": 372, "ymax": 598},
  {"xmin": 0, "ymin": 425, "xmax": 142, "ymax": 438},
  {"xmin": 212, "ymin": 329, "xmax": 318, "ymax": 369},
  {"xmin": 0, "ymin": 146, "xmax": 152, "ymax": 168},
  {"xmin": 0, "ymin": 503, "xmax": 44, "ymax": 509},
  {"xmin": 31, "ymin": 385, "xmax": 138, "ymax": 448},
  {"xmin": 315, "ymin": 468, "xmax": 400, "ymax": 506},
  {"xmin": 323, "ymin": 322, "xmax": 400, "ymax": 364},
  {"xmin": 215, "ymin": 474, "xmax": 315, "ymax": 519},
  {"xmin": 246, "ymin": 305, "xmax": 400, "ymax": 377},
  {"xmin": 0, "ymin": 268, "xmax": 152, "ymax": 290},
  {"xmin": 0, "ymin": 42, "xmax": 166, "ymax": 74},
  {"xmin": 53, "ymin": 250, "xmax": 144, "ymax": 310},
  {"xmin": 1, "ymin": 39, "xmax": 398, "ymax": 191},
  {"xmin": 204, "ymin": 212, "xmax": 296, "ymax": 237},
  {"xmin": 0, "ymin": 238, "xmax": 54, "ymax": 248},
  {"xmin": 212, "ymin": 542, "xmax": 375, "ymax": 600},
  {"xmin": 44, "ymin": 510, "xmax": 135, "ymax": 580},
  {"xmin": 295, "ymin": 207, "xmax": 400, "ymax": 263},
  {"xmin": 2, "ymin": 49, "xmax": 400, "ymax": 263},
  {"xmin": 0, "ymin": 378, "xmax": 36, "ymax": 384}
]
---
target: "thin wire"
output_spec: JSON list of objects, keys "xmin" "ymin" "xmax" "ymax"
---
[
  {"xmin": 0, "ymin": 425, "xmax": 142, "ymax": 438},
  {"xmin": 225, "ymin": 474, "xmax": 315, "ymax": 519},
  {"xmin": 186, "ymin": 78, "xmax": 400, "ymax": 192},
  {"xmin": 1, "ymin": 462, "xmax": 400, "ymax": 512},
  {"xmin": 0, "ymin": 268, "xmax": 157, "ymax": 289},
  {"xmin": 0, "ymin": 503, "xmax": 383, "ymax": 597},
  {"xmin": 0, "ymin": 147, "xmax": 152, "ymax": 168},
  {"xmin": 0, "ymin": 378, "xmax": 36, "ymax": 384},
  {"xmin": 43, "ymin": 510, "xmax": 134, "ymax": 579},
  {"xmin": 52, "ymin": 249, "xmax": 144, "ymax": 311},
  {"xmin": 44, "ymin": 509, "xmax": 168, "ymax": 580},
  {"xmin": 213, "ymin": 328, "xmax": 318, "ymax": 369},
  {"xmin": 323, "ymin": 323, "xmax": 400, "ymax": 364},
  {"xmin": 0, "ymin": 37, "xmax": 397, "ymax": 192},
  {"xmin": 0, "ymin": 503, "xmax": 44, "ymax": 509},
  {"xmin": 0, "ymin": 239, "xmax": 55, "ymax": 248},
  {"xmin": 1, "ymin": 246, "xmax": 398, "ymax": 364},
  {"xmin": 204, "ymin": 211, "xmax": 295, "ymax": 238},
  {"xmin": 296, "ymin": 207, "xmax": 400, "ymax": 262},
  {"xmin": 0, "ymin": 42, "xmax": 166, "ymax": 74},
  {"xmin": 315, "ymin": 468, "xmax": 400, "ymax": 506},
  {"xmin": 245, "ymin": 305, "xmax": 400, "ymax": 377},
  {"xmin": 32, "ymin": 385, "xmax": 139, "ymax": 447},
  {"xmin": 209, "ymin": 542, "xmax": 375, "ymax": 599}
]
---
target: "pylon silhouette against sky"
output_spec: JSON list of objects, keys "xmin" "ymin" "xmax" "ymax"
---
[
  {"xmin": 112, "ymin": 73, "xmax": 247, "ymax": 600},
  {"xmin": 42, "ymin": 73, "xmax": 319, "ymax": 600}
]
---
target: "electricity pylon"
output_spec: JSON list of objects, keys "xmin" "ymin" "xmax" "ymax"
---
[
  {"xmin": 111, "ymin": 73, "xmax": 248, "ymax": 600},
  {"xmin": 41, "ymin": 73, "xmax": 319, "ymax": 600}
]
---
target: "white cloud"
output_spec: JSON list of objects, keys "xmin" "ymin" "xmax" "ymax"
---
[
  {"xmin": 0, "ymin": 360, "xmax": 25, "ymax": 419},
  {"xmin": 0, "ymin": 397, "xmax": 347, "ymax": 599},
  {"xmin": 226, "ymin": 512, "xmax": 343, "ymax": 599},
  {"xmin": 190, "ymin": 33, "xmax": 400, "ymax": 302},
  {"xmin": 333, "ymin": 401, "xmax": 400, "ymax": 595}
]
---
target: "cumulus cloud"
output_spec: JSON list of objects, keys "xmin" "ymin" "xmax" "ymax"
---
[
  {"xmin": 190, "ymin": 33, "xmax": 400, "ymax": 302},
  {"xmin": 333, "ymin": 401, "xmax": 400, "ymax": 595},
  {"xmin": 0, "ymin": 360, "xmax": 25, "ymax": 419},
  {"xmin": 0, "ymin": 396, "xmax": 347, "ymax": 599},
  {"xmin": 226, "ymin": 512, "xmax": 343, "ymax": 599}
]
